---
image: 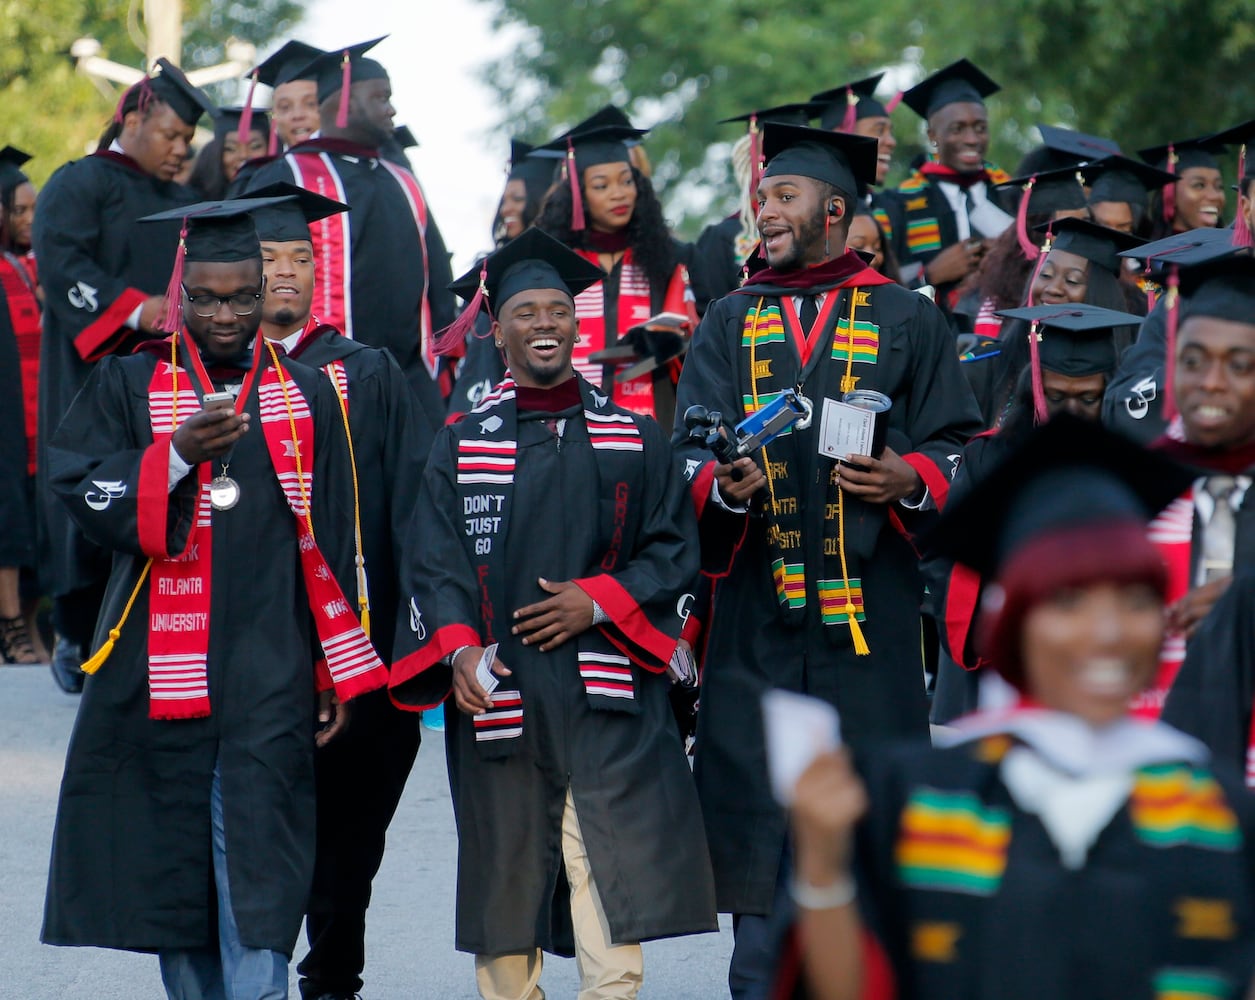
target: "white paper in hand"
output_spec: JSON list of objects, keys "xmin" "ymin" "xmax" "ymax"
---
[
  {"xmin": 475, "ymin": 643, "xmax": 500, "ymax": 696},
  {"xmin": 818, "ymin": 397, "xmax": 876, "ymax": 461},
  {"xmin": 762, "ymin": 689, "xmax": 842, "ymax": 806}
]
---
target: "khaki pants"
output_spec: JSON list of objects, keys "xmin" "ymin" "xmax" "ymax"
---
[{"xmin": 475, "ymin": 789, "xmax": 644, "ymax": 1000}]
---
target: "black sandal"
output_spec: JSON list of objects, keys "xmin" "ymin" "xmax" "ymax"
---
[{"xmin": 0, "ymin": 615, "xmax": 39, "ymax": 664}]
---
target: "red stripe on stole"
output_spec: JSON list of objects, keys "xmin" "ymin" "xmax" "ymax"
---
[{"xmin": 287, "ymin": 153, "xmax": 352, "ymax": 336}]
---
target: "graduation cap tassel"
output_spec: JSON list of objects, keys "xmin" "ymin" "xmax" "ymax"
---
[
  {"xmin": 566, "ymin": 138, "xmax": 586, "ymax": 231},
  {"xmin": 237, "ymin": 70, "xmax": 260, "ymax": 145},
  {"xmin": 1015, "ymin": 179, "xmax": 1037, "ymax": 261},
  {"xmin": 1027, "ymin": 321, "xmax": 1049, "ymax": 424},
  {"xmin": 1162, "ymin": 145, "xmax": 1177, "ymax": 225},
  {"xmin": 1234, "ymin": 145, "xmax": 1254, "ymax": 248},
  {"xmin": 748, "ymin": 116, "xmax": 763, "ymax": 211},
  {"xmin": 883, "ymin": 91, "xmax": 904, "ymax": 114},
  {"xmin": 267, "ymin": 120, "xmax": 280, "ymax": 157},
  {"xmin": 1024, "ymin": 231, "xmax": 1052, "ymax": 307},
  {"xmin": 335, "ymin": 50, "xmax": 352, "ymax": 129},
  {"xmin": 156, "ymin": 223, "xmax": 189, "ymax": 334},
  {"xmin": 432, "ymin": 263, "xmax": 488, "ymax": 357},
  {"xmin": 840, "ymin": 88, "xmax": 859, "ymax": 134},
  {"xmin": 82, "ymin": 560, "xmax": 152, "ymax": 674},
  {"xmin": 1162, "ymin": 267, "xmax": 1181, "ymax": 422}
]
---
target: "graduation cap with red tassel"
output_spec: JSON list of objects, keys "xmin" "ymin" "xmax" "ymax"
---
[
  {"xmin": 809, "ymin": 73, "xmax": 888, "ymax": 133},
  {"xmin": 436, "ymin": 228, "xmax": 606, "ymax": 358},
  {"xmin": 249, "ymin": 40, "xmax": 325, "ymax": 155},
  {"xmin": 294, "ymin": 37, "xmax": 389, "ymax": 133},
  {"xmin": 536, "ymin": 109, "xmax": 649, "ymax": 234},
  {"xmin": 115, "ymin": 58, "xmax": 214, "ymax": 129},
  {"xmin": 1207, "ymin": 118, "xmax": 1255, "ymax": 247},
  {"xmin": 1139, "ymin": 133, "xmax": 1225, "ymax": 229}
]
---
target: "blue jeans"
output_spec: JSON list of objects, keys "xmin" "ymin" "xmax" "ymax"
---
[{"xmin": 159, "ymin": 760, "xmax": 289, "ymax": 1000}]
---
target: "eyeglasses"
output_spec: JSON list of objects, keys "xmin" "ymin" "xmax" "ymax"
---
[{"xmin": 182, "ymin": 284, "xmax": 264, "ymax": 318}]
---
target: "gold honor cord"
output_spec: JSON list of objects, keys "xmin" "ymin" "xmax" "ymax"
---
[{"xmin": 327, "ymin": 365, "xmax": 371, "ymax": 637}]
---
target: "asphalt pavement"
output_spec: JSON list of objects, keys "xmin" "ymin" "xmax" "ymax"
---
[{"xmin": 0, "ymin": 663, "xmax": 733, "ymax": 998}]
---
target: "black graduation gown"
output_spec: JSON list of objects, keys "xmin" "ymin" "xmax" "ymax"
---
[
  {"xmin": 848, "ymin": 738, "xmax": 1255, "ymax": 999},
  {"xmin": 41, "ymin": 347, "xmax": 357, "ymax": 955},
  {"xmin": 1162, "ymin": 572, "xmax": 1255, "ymax": 773},
  {"xmin": 33, "ymin": 153, "xmax": 196, "ymax": 595},
  {"xmin": 391, "ymin": 389, "xmax": 717, "ymax": 955},
  {"xmin": 691, "ymin": 214, "xmax": 744, "ymax": 316},
  {"xmin": 672, "ymin": 278, "xmax": 983, "ymax": 915},
  {"xmin": 1103, "ymin": 300, "xmax": 1166, "ymax": 443},
  {"xmin": 246, "ymin": 142, "xmax": 456, "ymax": 432},
  {"xmin": 0, "ymin": 283, "xmax": 35, "ymax": 565}
]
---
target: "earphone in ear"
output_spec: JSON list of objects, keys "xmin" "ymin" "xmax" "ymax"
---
[{"xmin": 829, "ymin": 201, "xmax": 843, "ymax": 219}]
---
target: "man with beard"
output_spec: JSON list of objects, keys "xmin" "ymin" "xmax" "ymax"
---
[
  {"xmin": 672, "ymin": 123, "xmax": 982, "ymax": 999},
  {"xmin": 41, "ymin": 197, "xmax": 387, "ymax": 999},
  {"xmin": 35, "ymin": 60, "xmax": 213, "ymax": 693},
  {"xmin": 889, "ymin": 59, "xmax": 1012, "ymax": 311},
  {"xmin": 250, "ymin": 183, "xmax": 428, "ymax": 1000},
  {"xmin": 390, "ymin": 228, "xmax": 717, "ymax": 1000},
  {"xmin": 246, "ymin": 37, "xmax": 457, "ymax": 430}
]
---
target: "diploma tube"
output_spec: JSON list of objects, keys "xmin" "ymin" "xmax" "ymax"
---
[{"xmin": 841, "ymin": 389, "xmax": 891, "ymax": 459}]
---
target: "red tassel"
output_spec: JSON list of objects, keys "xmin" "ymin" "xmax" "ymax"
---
[
  {"xmin": 267, "ymin": 120, "xmax": 280, "ymax": 157},
  {"xmin": 1162, "ymin": 144, "xmax": 1177, "ymax": 225},
  {"xmin": 1234, "ymin": 145, "xmax": 1253, "ymax": 247},
  {"xmin": 433, "ymin": 264, "xmax": 489, "ymax": 357},
  {"xmin": 840, "ymin": 88, "xmax": 858, "ymax": 134},
  {"xmin": 1025, "ymin": 231, "xmax": 1052, "ymax": 307},
  {"xmin": 1015, "ymin": 179, "xmax": 1037, "ymax": 261},
  {"xmin": 157, "ymin": 223, "xmax": 189, "ymax": 334},
  {"xmin": 238, "ymin": 70, "xmax": 259, "ymax": 145},
  {"xmin": 1163, "ymin": 267, "xmax": 1180, "ymax": 422},
  {"xmin": 748, "ymin": 115, "xmax": 763, "ymax": 210},
  {"xmin": 114, "ymin": 77, "xmax": 152, "ymax": 125},
  {"xmin": 335, "ymin": 50, "xmax": 352, "ymax": 130},
  {"xmin": 567, "ymin": 138, "xmax": 586, "ymax": 231},
  {"xmin": 884, "ymin": 90, "xmax": 903, "ymax": 114},
  {"xmin": 1027, "ymin": 321, "xmax": 1048, "ymax": 424}
]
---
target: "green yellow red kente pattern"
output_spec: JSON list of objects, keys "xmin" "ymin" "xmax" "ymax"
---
[
  {"xmin": 1130, "ymin": 765, "xmax": 1241, "ymax": 852},
  {"xmin": 895, "ymin": 787, "xmax": 1011, "ymax": 896}
]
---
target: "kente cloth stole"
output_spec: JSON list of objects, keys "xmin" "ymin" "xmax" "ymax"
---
[
  {"xmin": 896, "ymin": 165, "xmax": 1011, "ymax": 258},
  {"xmin": 143, "ymin": 339, "xmax": 388, "ymax": 720},
  {"xmin": 287, "ymin": 152, "xmax": 436, "ymax": 380},
  {"xmin": 741, "ymin": 288, "xmax": 883, "ymax": 651},
  {"xmin": 455, "ymin": 374, "xmax": 646, "ymax": 757},
  {"xmin": 1133, "ymin": 494, "xmax": 1194, "ymax": 720},
  {"xmin": 571, "ymin": 248, "xmax": 656, "ymax": 418}
]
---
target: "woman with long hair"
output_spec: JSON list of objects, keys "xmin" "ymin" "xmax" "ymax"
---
[
  {"xmin": 0, "ymin": 147, "xmax": 44, "ymax": 662},
  {"xmin": 1141, "ymin": 135, "xmax": 1227, "ymax": 241},
  {"xmin": 782, "ymin": 416, "xmax": 1255, "ymax": 1000},
  {"xmin": 533, "ymin": 107, "xmax": 697, "ymax": 428},
  {"xmin": 962, "ymin": 218, "xmax": 1146, "ymax": 428},
  {"xmin": 187, "ymin": 107, "xmax": 270, "ymax": 200}
]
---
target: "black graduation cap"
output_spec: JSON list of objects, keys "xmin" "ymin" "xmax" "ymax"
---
[
  {"xmin": 253, "ymin": 40, "xmax": 326, "ymax": 89},
  {"xmin": 1034, "ymin": 217, "xmax": 1146, "ymax": 276},
  {"xmin": 1178, "ymin": 255, "xmax": 1255, "ymax": 325},
  {"xmin": 994, "ymin": 164, "xmax": 1088, "ymax": 216},
  {"xmin": 1138, "ymin": 133, "xmax": 1226, "ymax": 174},
  {"xmin": 146, "ymin": 58, "xmax": 216, "ymax": 126},
  {"xmin": 243, "ymin": 182, "xmax": 348, "ymax": 243},
  {"xmin": 537, "ymin": 117, "xmax": 649, "ymax": 171},
  {"xmin": 719, "ymin": 101, "xmax": 822, "ymax": 129},
  {"xmin": 393, "ymin": 125, "xmax": 418, "ymax": 150},
  {"xmin": 139, "ymin": 195, "xmax": 297, "ymax": 333},
  {"xmin": 297, "ymin": 36, "xmax": 390, "ymax": 106},
  {"xmin": 900, "ymin": 59, "xmax": 999, "ymax": 120},
  {"xmin": 810, "ymin": 74, "xmax": 890, "ymax": 132},
  {"xmin": 760, "ymin": 122, "xmax": 879, "ymax": 198},
  {"xmin": 508, "ymin": 139, "xmax": 557, "ymax": 188},
  {"xmin": 1081, "ymin": 155, "xmax": 1178, "ymax": 210},
  {"xmin": 212, "ymin": 106, "xmax": 271, "ymax": 140},
  {"xmin": 995, "ymin": 303, "xmax": 1143, "ymax": 377},
  {"xmin": 433, "ymin": 228, "xmax": 605, "ymax": 357},
  {"xmin": 0, "ymin": 146, "xmax": 32, "ymax": 195},
  {"xmin": 927, "ymin": 413, "xmax": 1192, "ymax": 580},
  {"xmin": 1036, "ymin": 124, "xmax": 1121, "ymax": 164},
  {"xmin": 1117, "ymin": 226, "xmax": 1244, "ymax": 270}
]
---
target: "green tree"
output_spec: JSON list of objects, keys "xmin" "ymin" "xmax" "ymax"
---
[
  {"xmin": 482, "ymin": 0, "xmax": 1255, "ymax": 233},
  {"xmin": 1, "ymin": 0, "xmax": 306, "ymax": 187}
]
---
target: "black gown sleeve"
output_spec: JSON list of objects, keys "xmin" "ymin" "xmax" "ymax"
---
[{"xmin": 1102, "ymin": 304, "xmax": 1165, "ymax": 444}]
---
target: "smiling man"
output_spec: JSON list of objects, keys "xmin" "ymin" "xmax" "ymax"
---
[
  {"xmin": 889, "ymin": 59, "xmax": 1012, "ymax": 311},
  {"xmin": 249, "ymin": 182, "xmax": 430, "ymax": 1000},
  {"xmin": 247, "ymin": 37, "xmax": 456, "ymax": 433},
  {"xmin": 34, "ymin": 59, "xmax": 214, "ymax": 694},
  {"xmin": 672, "ymin": 122, "xmax": 982, "ymax": 999},
  {"xmin": 390, "ymin": 228, "xmax": 716, "ymax": 1000},
  {"xmin": 41, "ymin": 197, "xmax": 386, "ymax": 999}
]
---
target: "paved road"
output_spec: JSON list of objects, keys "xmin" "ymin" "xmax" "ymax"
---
[{"xmin": 1, "ymin": 664, "xmax": 733, "ymax": 998}]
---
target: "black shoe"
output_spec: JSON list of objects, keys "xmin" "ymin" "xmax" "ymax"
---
[{"xmin": 50, "ymin": 637, "xmax": 85, "ymax": 694}]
